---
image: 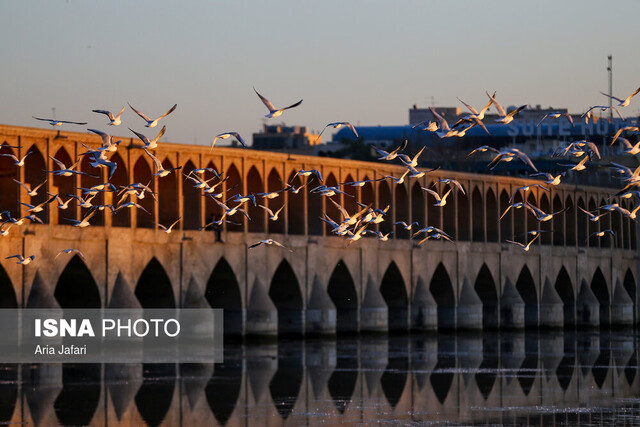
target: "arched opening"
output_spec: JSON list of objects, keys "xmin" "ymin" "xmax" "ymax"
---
[
  {"xmin": 624, "ymin": 269, "xmax": 636, "ymax": 325},
  {"xmin": 631, "ymin": 214, "xmax": 637, "ymax": 250},
  {"xmin": 555, "ymin": 267, "xmax": 575, "ymax": 327},
  {"xmin": 135, "ymin": 258, "xmax": 175, "ymax": 308},
  {"xmin": 395, "ymin": 184, "xmax": 409, "ymax": 239},
  {"xmin": 182, "ymin": 160, "xmax": 201, "ymax": 230},
  {"xmin": 54, "ymin": 364, "xmax": 101, "ymax": 426},
  {"xmin": 246, "ymin": 166, "xmax": 264, "ymax": 233},
  {"xmin": 109, "ymin": 152, "xmax": 130, "ymax": 227},
  {"xmin": 588, "ymin": 198, "xmax": 599, "ymax": 247},
  {"xmin": 474, "ymin": 264, "xmax": 498, "ymax": 329},
  {"xmin": 286, "ymin": 171, "xmax": 305, "ymax": 235},
  {"xmin": 457, "ymin": 190, "xmax": 470, "ymax": 241},
  {"xmin": 429, "ymin": 263, "xmax": 456, "ymax": 330},
  {"xmin": 427, "ymin": 181, "xmax": 442, "ymax": 230},
  {"xmin": 378, "ymin": 179, "xmax": 392, "ymax": 235},
  {"xmin": 269, "ymin": 342, "xmax": 303, "ymax": 420},
  {"xmin": 380, "ymin": 262, "xmax": 409, "ymax": 331},
  {"xmin": 515, "ymin": 266, "xmax": 538, "ymax": 328},
  {"xmin": 565, "ymin": 196, "xmax": 576, "ymax": 246},
  {"xmin": 540, "ymin": 194, "xmax": 551, "ymax": 245},
  {"xmin": 306, "ymin": 171, "xmax": 323, "ymax": 235},
  {"xmin": 133, "ymin": 156, "xmax": 154, "ymax": 229},
  {"xmin": 269, "ymin": 260, "xmax": 304, "ymax": 335},
  {"xmin": 0, "ymin": 264, "xmax": 17, "ymax": 308},
  {"xmin": 54, "ymin": 255, "xmax": 101, "ymax": 308},
  {"xmin": 206, "ymin": 345, "xmax": 242, "ymax": 425},
  {"xmin": 598, "ymin": 198, "xmax": 611, "ymax": 248},
  {"xmin": 622, "ymin": 200, "xmax": 631, "ymax": 250},
  {"xmin": 0, "ymin": 144, "xmax": 19, "ymax": 220},
  {"xmin": 80, "ymin": 154, "xmax": 104, "ymax": 226},
  {"xmin": 513, "ymin": 192, "xmax": 525, "ymax": 244},
  {"xmin": 203, "ymin": 162, "xmax": 222, "ymax": 227},
  {"xmin": 611, "ymin": 203, "xmax": 623, "ymax": 249},
  {"xmin": 577, "ymin": 197, "xmax": 587, "ymax": 247},
  {"xmin": 486, "ymin": 188, "xmax": 498, "ymax": 242},
  {"xmin": 526, "ymin": 193, "xmax": 537, "ymax": 238},
  {"xmin": 342, "ymin": 174, "xmax": 358, "ymax": 219},
  {"xmin": 158, "ymin": 158, "xmax": 178, "ymax": 228},
  {"xmin": 324, "ymin": 173, "xmax": 342, "ymax": 235},
  {"xmin": 411, "ymin": 182, "xmax": 424, "ymax": 231},
  {"xmin": 472, "ymin": 187, "xmax": 484, "ymax": 242},
  {"xmin": 135, "ymin": 364, "xmax": 176, "ymax": 427},
  {"xmin": 205, "ymin": 258, "xmax": 243, "ymax": 335},
  {"xmin": 267, "ymin": 168, "xmax": 284, "ymax": 234},
  {"xmin": 499, "ymin": 190, "xmax": 512, "ymax": 242},
  {"xmin": 24, "ymin": 146, "xmax": 49, "ymax": 223},
  {"xmin": 553, "ymin": 195, "xmax": 564, "ymax": 246},
  {"xmin": 225, "ymin": 163, "xmax": 243, "ymax": 232},
  {"xmin": 52, "ymin": 147, "xmax": 76, "ymax": 225},
  {"xmin": 590, "ymin": 268, "xmax": 610, "ymax": 325},
  {"xmin": 361, "ymin": 178, "xmax": 375, "ymax": 207},
  {"xmin": 327, "ymin": 261, "xmax": 358, "ymax": 333},
  {"xmin": 442, "ymin": 186, "xmax": 456, "ymax": 239}
]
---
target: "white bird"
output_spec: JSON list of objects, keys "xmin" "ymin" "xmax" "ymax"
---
[
  {"xmin": 130, "ymin": 126, "xmax": 166, "ymax": 150},
  {"xmin": 66, "ymin": 209, "xmax": 96, "ymax": 228},
  {"xmin": 536, "ymin": 111, "xmax": 574, "ymax": 127},
  {"xmin": 579, "ymin": 206, "xmax": 608, "ymax": 222},
  {"xmin": 373, "ymin": 140, "xmax": 407, "ymax": 161},
  {"xmin": 92, "ymin": 106, "xmax": 125, "ymax": 126},
  {"xmin": 212, "ymin": 197, "xmax": 250, "ymax": 221},
  {"xmin": 466, "ymin": 145, "xmax": 500, "ymax": 159},
  {"xmin": 46, "ymin": 156, "xmax": 96, "ymax": 177},
  {"xmin": 609, "ymin": 126, "xmax": 640, "ymax": 146},
  {"xmin": 508, "ymin": 184, "xmax": 549, "ymax": 203},
  {"xmin": 88, "ymin": 129, "xmax": 122, "ymax": 153},
  {"xmin": 254, "ymin": 87, "xmax": 303, "ymax": 118},
  {"xmin": 363, "ymin": 230, "xmax": 392, "ymax": 241},
  {"xmin": 128, "ymin": 103, "xmax": 177, "ymax": 128},
  {"xmin": 0, "ymin": 223, "xmax": 14, "ymax": 237},
  {"xmin": 5, "ymin": 254, "xmax": 35, "ymax": 265},
  {"xmin": 526, "ymin": 202, "xmax": 569, "ymax": 222},
  {"xmin": 211, "ymin": 132, "xmax": 246, "ymax": 150},
  {"xmin": 428, "ymin": 107, "xmax": 457, "ymax": 138},
  {"xmin": 559, "ymin": 156, "xmax": 588, "ymax": 172},
  {"xmin": 292, "ymin": 169, "xmax": 323, "ymax": 183},
  {"xmin": 590, "ymin": 230, "xmax": 615, "ymax": 238},
  {"xmin": 434, "ymin": 178, "xmax": 466, "ymax": 195},
  {"xmin": 421, "ymin": 187, "xmax": 453, "ymax": 207},
  {"xmin": 397, "ymin": 146, "xmax": 426, "ymax": 169},
  {"xmin": 615, "ymin": 137, "xmax": 640, "ymax": 155},
  {"xmin": 384, "ymin": 169, "xmax": 410, "ymax": 185},
  {"xmin": 500, "ymin": 202, "xmax": 534, "ymax": 220},
  {"xmin": 411, "ymin": 120, "xmax": 438, "ymax": 132},
  {"xmin": 310, "ymin": 185, "xmax": 350, "ymax": 197},
  {"xmin": 55, "ymin": 249, "xmax": 86, "ymax": 261},
  {"xmin": 157, "ymin": 217, "xmax": 181, "ymax": 234},
  {"xmin": 143, "ymin": 148, "xmax": 182, "ymax": 177},
  {"xmin": 315, "ymin": 122, "xmax": 358, "ymax": 144},
  {"xmin": 612, "ymin": 203, "xmax": 640, "ymax": 220},
  {"xmin": 20, "ymin": 195, "xmax": 57, "ymax": 213},
  {"xmin": 485, "ymin": 92, "xmax": 526, "ymax": 124},
  {"xmin": 488, "ymin": 148, "xmax": 538, "ymax": 172},
  {"xmin": 14, "ymin": 179, "xmax": 46, "ymax": 197},
  {"xmin": 417, "ymin": 232, "xmax": 453, "ymax": 245},
  {"xmin": 600, "ymin": 87, "xmax": 640, "ymax": 107},
  {"xmin": 249, "ymin": 238, "xmax": 293, "ymax": 251},
  {"xmin": 506, "ymin": 234, "xmax": 539, "ymax": 251},
  {"xmin": 0, "ymin": 151, "xmax": 31, "ymax": 166},
  {"xmin": 582, "ymin": 105, "xmax": 624, "ymax": 121},
  {"xmin": 394, "ymin": 221, "xmax": 418, "ymax": 231},
  {"xmin": 259, "ymin": 204, "xmax": 285, "ymax": 221},
  {"xmin": 530, "ymin": 172, "xmax": 565, "ymax": 186},
  {"xmin": 32, "ymin": 116, "xmax": 86, "ymax": 126},
  {"xmin": 48, "ymin": 193, "xmax": 73, "ymax": 210},
  {"xmin": 112, "ymin": 202, "xmax": 151, "ymax": 215}
]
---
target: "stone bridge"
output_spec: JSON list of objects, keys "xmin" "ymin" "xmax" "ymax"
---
[{"xmin": 0, "ymin": 124, "xmax": 638, "ymax": 334}]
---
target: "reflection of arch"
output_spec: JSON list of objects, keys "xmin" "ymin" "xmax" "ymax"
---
[
  {"xmin": 206, "ymin": 347, "xmax": 242, "ymax": 424},
  {"xmin": 395, "ymin": 184, "xmax": 409, "ymax": 239},
  {"xmin": 247, "ymin": 166, "xmax": 264, "ymax": 233},
  {"xmin": 24, "ymin": 146, "xmax": 49, "ymax": 223},
  {"xmin": 158, "ymin": 158, "xmax": 178, "ymax": 228},
  {"xmin": 136, "ymin": 258, "xmax": 175, "ymax": 308},
  {"xmin": 55, "ymin": 364, "xmax": 101, "ymax": 426},
  {"xmin": 0, "ymin": 144, "xmax": 19, "ymax": 219},
  {"xmin": 109, "ymin": 152, "xmax": 130, "ymax": 227},
  {"xmin": 430, "ymin": 336, "xmax": 455, "ymax": 404},
  {"xmin": 429, "ymin": 263, "xmax": 455, "ymax": 330},
  {"xmin": 565, "ymin": 196, "xmax": 576, "ymax": 246},
  {"xmin": 624, "ymin": 269, "xmax": 636, "ymax": 324},
  {"xmin": 182, "ymin": 160, "xmax": 201, "ymax": 230},
  {"xmin": 133, "ymin": 156, "xmax": 154, "ymax": 228},
  {"xmin": 287, "ymin": 171, "xmax": 305, "ymax": 235},
  {"xmin": 577, "ymin": 197, "xmax": 587, "ymax": 247},
  {"xmin": 378, "ymin": 180, "xmax": 392, "ymax": 235},
  {"xmin": 486, "ymin": 188, "xmax": 498, "ymax": 242},
  {"xmin": 411, "ymin": 182, "xmax": 424, "ymax": 231},
  {"xmin": 270, "ymin": 343, "xmax": 303, "ymax": 419},
  {"xmin": 552, "ymin": 195, "xmax": 564, "ymax": 246},
  {"xmin": 0, "ymin": 363, "xmax": 17, "ymax": 424},
  {"xmin": 457, "ymin": 190, "xmax": 470, "ymax": 241},
  {"xmin": 472, "ymin": 187, "xmax": 484, "ymax": 242},
  {"xmin": 381, "ymin": 338, "xmax": 408, "ymax": 409},
  {"xmin": 327, "ymin": 261, "xmax": 358, "ymax": 333},
  {"xmin": 555, "ymin": 267, "xmax": 575, "ymax": 327},
  {"xmin": 476, "ymin": 336, "xmax": 498, "ymax": 400},
  {"xmin": 591, "ymin": 268, "xmax": 610, "ymax": 325},
  {"xmin": 499, "ymin": 190, "xmax": 512, "ymax": 242},
  {"xmin": 474, "ymin": 264, "xmax": 498, "ymax": 329},
  {"xmin": 53, "ymin": 147, "xmax": 76, "ymax": 224},
  {"xmin": 54, "ymin": 255, "xmax": 101, "ymax": 308},
  {"xmin": 0, "ymin": 263, "xmax": 17, "ymax": 308},
  {"xmin": 515, "ymin": 266, "xmax": 538, "ymax": 328},
  {"xmin": 380, "ymin": 262, "xmax": 408, "ymax": 331},
  {"xmin": 329, "ymin": 341, "xmax": 358, "ymax": 413},
  {"xmin": 135, "ymin": 364, "xmax": 176, "ymax": 427},
  {"xmin": 269, "ymin": 260, "xmax": 303, "ymax": 335},
  {"xmin": 267, "ymin": 168, "xmax": 284, "ymax": 234},
  {"xmin": 225, "ymin": 164, "xmax": 243, "ymax": 232},
  {"xmin": 205, "ymin": 258, "xmax": 243, "ymax": 335}
]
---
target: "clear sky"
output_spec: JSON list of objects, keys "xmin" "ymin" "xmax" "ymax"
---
[{"xmin": 1, "ymin": 0, "xmax": 639, "ymax": 147}]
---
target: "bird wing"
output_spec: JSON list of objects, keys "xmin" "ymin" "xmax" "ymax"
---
[
  {"xmin": 129, "ymin": 128, "xmax": 150, "ymax": 145},
  {"xmin": 128, "ymin": 103, "xmax": 151, "ymax": 121},
  {"xmin": 150, "ymin": 125, "xmax": 166, "ymax": 145},
  {"xmin": 32, "ymin": 116, "xmax": 51, "ymax": 122},
  {"xmin": 506, "ymin": 104, "xmax": 527, "ymax": 119},
  {"xmin": 88, "ymin": 128, "xmax": 111, "ymax": 146},
  {"xmin": 486, "ymin": 92, "xmax": 506, "ymax": 116},
  {"xmin": 282, "ymin": 99, "xmax": 303, "ymax": 111},
  {"xmin": 93, "ymin": 109, "xmax": 114, "ymax": 119},
  {"xmin": 59, "ymin": 120, "xmax": 87, "ymax": 125},
  {"xmin": 457, "ymin": 97, "xmax": 479, "ymax": 115},
  {"xmin": 49, "ymin": 155, "xmax": 66, "ymax": 170},
  {"xmin": 345, "ymin": 122, "xmax": 359, "ymax": 138},
  {"xmin": 232, "ymin": 132, "xmax": 247, "ymax": 147},
  {"xmin": 156, "ymin": 104, "xmax": 177, "ymax": 120},
  {"xmin": 142, "ymin": 148, "xmax": 163, "ymax": 170},
  {"xmin": 253, "ymin": 87, "xmax": 277, "ymax": 112},
  {"xmin": 258, "ymin": 204, "xmax": 274, "ymax": 217}
]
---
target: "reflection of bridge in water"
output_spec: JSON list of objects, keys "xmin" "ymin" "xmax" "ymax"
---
[
  {"xmin": 0, "ymin": 124, "xmax": 638, "ymax": 334},
  {"xmin": 2, "ymin": 332, "xmax": 639, "ymax": 425}
]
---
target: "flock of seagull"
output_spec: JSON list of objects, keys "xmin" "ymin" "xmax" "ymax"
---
[{"xmin": 1, "ymin": 85, "xmax": 640, "ymax": 264}]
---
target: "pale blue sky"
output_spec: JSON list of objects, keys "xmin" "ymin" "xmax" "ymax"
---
[{"xmin": 1, "ymin": 0, "xmax": 639, "ymax": 146}]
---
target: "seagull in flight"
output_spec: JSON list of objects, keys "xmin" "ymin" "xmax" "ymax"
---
[
  {"xmin": 143, "ymin": 148, "xmax": 182, "ymax": 177},
  {"xmin": 32, "ymin": 116, "xmax": 87, "ymax": 126},
  {"xmin": 590, "ymin": 230, "xmax": 615, "ymax": 239},
  {"xmin": 14, "ymin": 179, "xmax": 46, "ymax": 197},
  {"xmin": 0, "ymin": 151, "xmax": 31, "ymax": 167},
  {"xmin": 609, "ymin": 126, "xmax": 639, "ymax": 146},
  {"xmin": 579, "ymin": 206, "xmax": 608, "ymax": 222},
  {"xmin": 434, "ymin": 178, "xmax": 466, "ymax": 195},
  {"xmin": 157, "ymin": 217, "xmax": 181, "ymax": 234},
  {"xmin": 421, "ymin": 187, "xmax": 453, "ymax": 207},
  {"xmin": 506, "ymin": 234, "xmax": 539, "ymax": 251},
  {"xmin": 92, "ymin": 106, "xmax": 125, "ymax": 126},
  {"xmin": 314, "ymin": 122, "xmax": 359, "ymax": 144},
  {"xmin": 259, "ymin": 204, "xmax": 285, "ymax": 221},
  {"xmin": 530, "ymin": 172, "xmax": 565, "ymax": 186},
  {"xmin": 55, "ymin": 249, "xmax": 86, "ymax": 261},
  {"xmin": 509, "ymin": 184, "xmax": 549, "ymax": 203},
  {"xmin": 536, "ymin": 111, "xmax": 574, "ymax": 127},
  {"xmin": 292, "ymin": 169, "xmax": 323, "ymax": 183},
  {"xmin": 466, "ymin": 145, "xmax": 500, "ymax": 159},
  {"xmin": 128, "ymin": 103, "xmax": 177, "ymax": 128},
  {"xmin": 488, "ymin": 148, "xmax": 538, "ymax": 172},
  {"xmin": 249, "ymin": 238, "xmax": 293, "ymax": 252},
  {"xmin": 130, "ymin": 126, "xmax": 166, "ymax": 150},
  {"xmin": 373, "ymin": 139, "xmax": 407, "ymax": 161},
  {"xmin": 5, "ymin": 254, "xmax": 36, "ymax": 265},
  {"xmin": 66, "ymin": 209, "xmax": 97, "ymax": 228},
  {"xmin": 254, "ymin": 87, "xmax": 303, "ymax": 118},
  {"xmin": 485, "ymin": 92, "xmax": 526, "ymax": 124},
  {"xmin": 600, "ymin": 87, "xmax": 640, "ymax": 107},
  {"xmin": 211, "ymin": 132, "xmax": 246, "ymax": 150}
]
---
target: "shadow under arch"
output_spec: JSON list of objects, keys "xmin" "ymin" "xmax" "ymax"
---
[
  {"xmin": 555, "ymin": 267, "xmax": 575, "ymax": 327},
  {"xmin": 205, "ymin": 345, "xmax": 242, "ymax": 425},
  {"xmin": 429, "ymin": 263, "xmax": 455, "ymax": 330},
  {"xmin": 624, "ymin": 269, "xmax": 636, "ymax": 325},
  {"xmin": 133, "ymin": 156, "xmax": 154, "ymax": 229},
  {"xmin": 109, "ymin": 152, "xmax": 130, "ymax": 227},
  {"xmin": 24, "ymin": 145, "xmax": 49, "ymax": 223},
  {"xmin": 381, "ymin": 336, "xmax": 409, "ymax": 409},
  {"xmin": 515, "ymin": 265, "xmax": 538, "ymax": 328},
  {"xmin": 591, "ymin": 267, "xmax": 610, "ymax": 325},
  {"xmin": 182, "ymin": 160, "xmax": 201, "ymax": 230},
  {"xmin": 269, "ymin": 341, "xmax": 303, "ymax": 420},
  {"xmin": 269, "ymin": 260, "xmax": 303, "ymax": 335},
  {"xmin": 380, "ymin": 261, "xmax": 409, "ymax": 331},
  {"xmin": 327, "ymin": 261, "xmax": 358, "ymax": 333},
  {"xmin": 54, "ymin": 254, "xmax": 101, "ymax": 308},
  {"xmin": 328, "ymin": 339, "xmax": 358, "ymax": 413},
  {"xmin": 52, "ymin": 147, "xmax": 76, "ymax": 225},
  {"xmin": 135, "ymin": 258, "xmax": 175, "ymax": 308},
  {"xmin": 0, "ymin": 264, "xmax": 17, "ymax": 308},
  {"xmin": 135, "ymin": 363, "xmax": 176, "ymax": 427},
  {"xmin": 474, "ymin": 264, "xmax": 498, "ymax": 329},
  {"xmin": 205, "ymin": 257, "xmax": 243, "ymax": 335},
  {"xmin": 0, "ymin": 144, "xmax": 19, "ymax": 220}
]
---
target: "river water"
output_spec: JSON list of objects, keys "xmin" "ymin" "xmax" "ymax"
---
[{"xmin": 3, "ymin": 330, "xmax": 640, "ymax": 426}]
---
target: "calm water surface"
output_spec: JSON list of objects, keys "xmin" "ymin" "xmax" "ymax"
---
[{"xmin": 3, "ymin": 330, "xmax": 640, "ymax": 426}]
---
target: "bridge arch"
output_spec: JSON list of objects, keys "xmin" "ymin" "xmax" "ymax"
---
[
  {"xmin": 442, "ymin": 184, "xmax": 456, "ymax": 238},
  {"xmin": 286, "ymin": 170, "xmax": 305, "ymax": 235},
  {"xmin": 247, "ymin": 166, "xmax": 264, "ymax": 233},
  {"xmin": 515, "ymin": 265, "xmax": 538, "ymax": 328},
  {"xmin": 342, "ymin": 174, "xmax": 358, "ymax": 218},
  {"xmin": 624, "ymin": 269, "xmax": 636, "ymax": 324},
  {"xmin": 52, "ymin": 147, "xmax": 76, "ymax": 224},
  {"xmin": 499, "ymin": 189, "xmax": 512, "ymax": 242},
  {"xmin": 577, "ymin": 197, "xmax": 587, "ymax": 247},
  {"xmin": 427, "ymin": 181, "xmax": 442, "ymax": 230},
  {"xmin": 553, "ymin": 194, "xmax": 564, "ymax": 246},
  {"xmin": 0, "ymin": 263, "xmax": 17, "ymax": 308},
  {"xmin": 622, "ymin": 200, "xmax": 631, "ymax": 249},
  {"xmin": 430, "ymin": 263, "xmax": 455, "ymax": 330},
  {"xmin": 203, "ymin": 161, "xmax": 222, "ymax": 223},
  {"xmin": 327, "ymin": 260, "xmax": 358, "ymax": 333},
  {"xmin": 591, "ymin": 267, "xmax": 610, "ymax": 325},
  {"xmin": 512, "ymin": 192, "xmax": 525, "ymax": 243},
  {"xmin": 135, "ymin": 257, "xmax": 175, "ymax": 308},
  {"xmin": 80, "ymin": 154, "xmax": 104, "ymax": 226},
  {"xmin": 380, "ymin": 261, "xmax": 409, "ymax": 331},
  {"xmin": 267, "ymin": 168, "xmax": 284, "ymax": 234},
  {"xmin": 182, "ymin": 160, "xmax": 201, "ymax": 230},
  {"xmin": 486, "ymin": 188, "xmax": 498, "ymax": 242},
  {"xmin": 411, "ymin": 181, "xmax": 424, "ymax": 231},
  {"xmin": 269, "ymin": 259, "xmax": 304, "ymax": 335},
  {"xmin": 305, "ymin": 170, "xmax": 323, "ymax": 236},
  {"xmin": 54, "ymin": 255, "xmax": 101, "ymax": 308},
  {"xmin": 565, "ymin": 195, "xmax": 576, "ymax": 246},
  {"xmin": 109, "ymin": 152, "xmax": 130, "ymax": 227},
  {"xmin": 587, "ymin": 198, "xmax": 598, "ymax": 247},
  {"xmin": 24, "ymin": 145, "xmax": 48, "ymax": 223},
  {"xmin": 133, "ymin": 155, "xmax": 154, "ymax": 228},
  {"xmin": 526, "ymin": 193, "xmax": 537, "ymax": 237},
  {"xmin": 472, "ymin": 186, "xmax": 484, "ymax": 242},
  {"xmin": 457, "ymin": 189, "xmax": 470, "ymax": 241},
  {"xmin": 225, "ymin": 163, "xmax": 243, "ymax": 232},
  {"xmin": 206, "ymin": 257, "xmax": 243, "ymax": 335},
  {"xmin": 324, "ymin": 173, "xmax": 341, "ymax": 235},
  {"xmin": 474, "ymin": 264, "xmax": 498, "ymax": 329},
  {"xmin": 554, "ymin": 266, "xmax": 575, "ymax": 326},
  {"xmin": 540, "ymin": 193, "xmax": 551, "ymax": 245},
  {"xmin": 395, "ymin": 184, "xmax": 409, "ymax": 239},
  {"xmin": 599, "ymin": 197, "xmax": 611, "ymax": 248},
  {"xmin": 0, "ymin": 144, "xmax": 18, "ymax": 219},
  {"xmin": 378, "ymin": 179, "xmax": 392, "ymax": 235},
  {"xmin": 158, "ymin": 157, "xmax": 179, "ymax": 228}
]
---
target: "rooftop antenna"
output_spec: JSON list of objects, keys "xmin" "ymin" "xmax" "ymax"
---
[{"xmin": 607, "ymin": 55, "xmax": 613, "ymax": 120}]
